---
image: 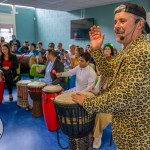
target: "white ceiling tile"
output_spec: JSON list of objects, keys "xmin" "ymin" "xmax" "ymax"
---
[{"xmin": 2, "ymin": 0, "xmax": 129, "ymax": 11}]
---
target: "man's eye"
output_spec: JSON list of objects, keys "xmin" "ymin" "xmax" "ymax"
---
[
  {"xmin": 120, "ymin": 19, "xmax": 127, "ymax": 24},
  {"xmin": 121, "ymin": 20, "xmax": 126, "ymax": 23}
]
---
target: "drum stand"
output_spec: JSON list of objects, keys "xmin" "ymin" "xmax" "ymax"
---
[{"xmin": 69, "ymin": 135, "xmax": 92, "ymax": 150}]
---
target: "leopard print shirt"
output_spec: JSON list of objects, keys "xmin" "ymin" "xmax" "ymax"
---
[{"xmin": 83, "ymin": 34, "xmax": 150, "ymax": 150}]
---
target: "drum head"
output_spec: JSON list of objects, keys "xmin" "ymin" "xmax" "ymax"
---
[
  {"xmin": 17, "ymin": 80, "xmax": 32, "ymax": 85},
  {"xmin": 42, "ymin": 85, "xmax": 62, "ymax": 93},
  {"xmin": 54, "ymin": 92, "xmax": 94, "ymax": 105},
  {"xmin": 28, "ymin": 81, "xmax": 46, "ymax": 88}
]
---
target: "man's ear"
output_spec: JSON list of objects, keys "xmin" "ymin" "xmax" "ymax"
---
[{"xmin": 136, "ymin": 19, "xmax": 145, "ymax": 31}]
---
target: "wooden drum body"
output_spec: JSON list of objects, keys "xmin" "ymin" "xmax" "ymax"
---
[
  {"xmin": 28, "ymin": 81, "xmax": 46, "ymax": 117},
  {"xmin": 17, "ymin": 80, "xmax": 32, "ymax": 108},
  {"xmin": 42, "ymin": 85, "xmax": 62, "ymax": 131},
  {"xmin": 17, "ymin": 54, "xmax": 30, "ymax": 74},
  {"xmin": 54, "ymin": 92, "xmax": 95, "ymax": 150}
]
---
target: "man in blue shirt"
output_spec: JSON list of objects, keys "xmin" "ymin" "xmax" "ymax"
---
[
  {"xmin": 27, "ymin": 43, "xmax": 39, "ymax": 56},
  {"xmin": 37, "ymin": 49, "xmax": 65, "ymax": 89}
]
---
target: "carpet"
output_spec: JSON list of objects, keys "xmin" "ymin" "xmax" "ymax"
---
[{"xmin": 0, "ymin": 80, "xmax": 116, "ymax": 150}]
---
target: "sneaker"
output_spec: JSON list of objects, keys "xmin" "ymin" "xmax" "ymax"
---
[{"xmin": 93, "ymin": 135, "xmax": 102, "ymax": 149}]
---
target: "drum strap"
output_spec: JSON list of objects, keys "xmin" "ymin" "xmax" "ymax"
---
[{"xmin": 54, "ymin": 105, "xmax": 68, "ymax": 149}]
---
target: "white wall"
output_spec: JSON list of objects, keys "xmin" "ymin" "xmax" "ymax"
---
[{"xmin": 0, "ymin": 13, "xmax": 13, "ymax": 24}]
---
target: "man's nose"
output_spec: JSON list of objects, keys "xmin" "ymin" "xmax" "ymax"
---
[{"xmin": 114, "ymin": 21, "xmax": 121, "ymax": 30}]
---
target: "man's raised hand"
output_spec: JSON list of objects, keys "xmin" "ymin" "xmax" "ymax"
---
[{"xmin": 89, "ymin": 26, "xmax": 105, "ymax": 50}]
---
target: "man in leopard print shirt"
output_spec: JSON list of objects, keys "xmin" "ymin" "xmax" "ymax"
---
[{"xmin": 72, "ymin": 3, "xmax": 150, "ymax": 150}]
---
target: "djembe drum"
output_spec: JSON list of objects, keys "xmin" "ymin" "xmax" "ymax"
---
[
  {"xmin": 28, "ymin": 81, "xmax": 46, "ymax": 117},
  {"xmin": 17, "ymin": 80, "xmax": 32, "ymax": 108},
  {"xmin": 54, "ymin": 92, "xmax": 95, "ymax": 150},
  {"xmin": 17, "ymin": 54, "xmax": 30, "ymax": 74},
  {"xmin": 42, "ymin": 85, "xmax": 62, "ymax": 131}
]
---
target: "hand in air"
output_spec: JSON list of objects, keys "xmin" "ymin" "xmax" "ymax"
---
[{"xmin": 89, "ymin": 25, "xmax": 105, "ymax": 50}]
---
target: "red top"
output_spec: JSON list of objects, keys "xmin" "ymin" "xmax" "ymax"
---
[{"xmin": 2, "ymin": 60, "xmax": 12, "ymax": 67}]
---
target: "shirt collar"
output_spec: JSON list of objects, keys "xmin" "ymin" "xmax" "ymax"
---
[{"xmin": 80, "ymin": 65, "xmax": 89, "ymax": 70}]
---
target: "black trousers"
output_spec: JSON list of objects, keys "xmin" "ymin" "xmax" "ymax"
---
[{"xmin": 4, "ymin": 73, "xmax": 14, "ymax": 95}]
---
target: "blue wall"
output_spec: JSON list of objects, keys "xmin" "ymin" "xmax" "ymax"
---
[
  {"xmin": 16, "ymin": 7, "xmax": 36, "ymax": 45},
  {"xmin": 35, "ymin": 9, "xmax": 83, "ymax": 49},
  {"xmin": 35, "ymin": 0, "xmax": 150, "ymax": 50}
]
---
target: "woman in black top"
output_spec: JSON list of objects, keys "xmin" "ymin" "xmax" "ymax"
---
[{"xmin": 0, "ymin": 43, "xmax": 19, "ymax": 101}]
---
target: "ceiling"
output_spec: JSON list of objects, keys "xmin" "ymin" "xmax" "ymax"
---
[{"xmin": 1, "ymin": 0, "xmax": 129, "ymax": 11}]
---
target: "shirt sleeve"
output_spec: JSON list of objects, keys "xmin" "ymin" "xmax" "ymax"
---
[
  {"xmin": 81, "ymin": 68, "xmax": 97, "ymax": 92},
  {"xmin": 61, "ymin": 66, "xmax": 78, "ymax": 77}
]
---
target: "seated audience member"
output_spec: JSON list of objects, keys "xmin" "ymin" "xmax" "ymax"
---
[
  {"xmin": 48, "ymin": 42, "xmax": 55, "ymax": 50},
  {"xmin": 63, "ymin": 51, "xmax": 71, "ymax": 69},
  {"xmin": 85, "ymin": 44, "xmax": 90, "ymax": 52},
  {"xmin": 11, "ymin": 42, "xmax": 20, "ymax": 54},
  {"xmin": 85, "ymin": 44, "xmax": 96, "ymax": 66},
  {"xmin": 56, "ymin": 52, "xmax": 97, "ymax": 92},
  {"xmin": 9, "ymin": 34, "xmax": 21, "ymax": 48},
  {"xmin": 18, "ymin": 40, "xmax": 29, "ymax": 54},
  {"xmin": 92, "ymin": 43, "xmax": 115, "ymax": 149},
  {"xmin": 56, "ymin": 43, "xmax": 65, "ymax": 56},
  {"xmin": 27, "ymin": 43, "xmax": 39, "ymax": 56},
  {"xmin": 70, "ymin": 47, "xmax": 84, "ymax": 68},
  {"xmin": 29, "ymin": 42, "xmax": 46, "ymax": 67},
  {"xmin": 59, "ymin": 53, "xmax": 65, "ymax": 65},
  {"xmin": 36, "ymin": 49, "xmax": 65, "ymax": 89},
  {"xmin": 0, "ymin": 43, "xmax": 19, "ymax": 101},
  {"xmin": 37, "ymin": 41, "xmax": 46, "ymax": 58},
  {"xmin": 0, "ymin": 37, "xmax": 6, "ymax": 45},
  {"xmin": 103, "ymin": 43, "xmax": 114, "ymax": 60},
  {"xmin": 113, "ymin": 48, "xmax": 118, "ymax": 57},
  {"xmin": 68, "ymin": 44, "xmax": 76, "ymax": 58},
  {"xmin": 59, "ymin": 51, "xmax": 71, "ymax": 69},
  {"xmin": 37, "ymin": 41, "xmax": 46, "ymax": 64}
]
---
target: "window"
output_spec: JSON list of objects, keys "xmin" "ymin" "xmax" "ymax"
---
[
  {"xmin": 0, "ymin": 13, "xmax": 14, "ymax": 42},
  {"xmin": 0, "ymin": 24, "xmax": 13, "ymax": 42}
]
